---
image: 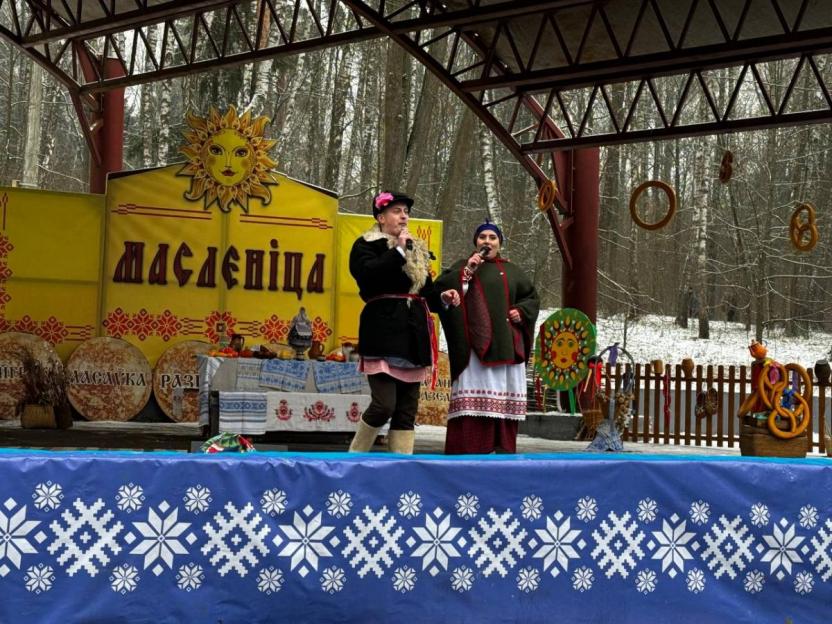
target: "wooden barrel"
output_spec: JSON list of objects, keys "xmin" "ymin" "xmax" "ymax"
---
[
  {"xmin": 66, "ymin": 337, "xmax": 152, "ymax": 421},
  {"xmin": 0, "ymin": 332, "xmax": 63, "ymax": 419},
  {"xmin": 417, "ymin": 352, "xmax": 451, "ymax": 426},
  {"xmin": 153, "ymin": 340, "xmax": 212, "ymax": 423}
]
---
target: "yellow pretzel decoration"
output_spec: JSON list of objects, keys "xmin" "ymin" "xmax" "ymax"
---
[
  {"xmin": 757, "ymin": 362, "xmax": 812, "ymax": 439},
  {"xmin": 789, "ymin": 202, "xmax": 818, "ymax": 252},
  {"xmin": 629, "ymin": 180, "xmax": 676, "ymax": 230},
  {"xmin": 537, "ymin": 179, "xmax": 557, "ymax": 212}
]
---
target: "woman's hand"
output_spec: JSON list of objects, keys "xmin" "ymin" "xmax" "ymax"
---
[
  {"xmin": 508, "ymin": 308, "xmax": 522, "ymax": 323},
  {"xmin": 466, "ymin": 251, "xmax": 484, "ymax": 270},
  {"xmin": 441, "ymin": 289, "xmax": 461, "ymax": 307}
]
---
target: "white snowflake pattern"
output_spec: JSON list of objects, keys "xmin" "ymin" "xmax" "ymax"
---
[
  {"xmin": 744, "ymin": 570, "xmax": 765, "ymax": 594},
  {"xmin": 455, "ymin": 493, "xmax": 479, "ymax": 519},
  {"xmin": 533, "ymin": 511, "xmax": 583, "ymax": 577},
  {"xmin": 651, "ymin": 515, "xmax": 695, "ymax": 577},
  {"xmin": 411, "ymin": 508, "xmax": 461, "ymax": 575},
  {"xmin": 686, "ymin": 568, "xmax": 706, "ymax": 593},
  {"xmin": 32, "ymin": 482, "xmax": 63, "ymax": 511},
  {"xmin": 799, "ymin": 505, "xmax": 818, "ymax": 529},
  {"xmin": 257, "ymin": 567, "xmax": 284, "ymax": 594},
  {"xmin": 637, "ymin": 499, "xmax": 658, "ymax": 523},
  {"xmin": 635, "ymin": 569, "xmax": 657, "ymax": 594},
  {"xmin": 392, "ymin": 566, "xmax": 417, "ymax": 592},
  {"xmin": 115, "ymin": 484, "xmax": 145, "ymax": 513},
  {"xmin": 576, "ymin": 497, "xmax": 597, "ymax": 522},
  {"xmin": 521, "ymin": 495, "xmax": 543, "ymax": 521},
  {"xmin": 274, "ymin": 508, "xmax": 334, "ymax": 576},
  {"xmin": 130, "ymin": 505, "xmax": 191, "ymax": 573},
  {"xmin": 689, "ymin": 500, "xmax": 710, "ymax": 525},
  {"xmin": 517, "ymin": 566, "xmax": 540, "ymax": 592},
  {"xmin": 794, "ymin": 570, "xmax": 814, "ymax": 595},
  {"xmin": 451, "ymin": 566, "xmax": 474, "ymax": 592},
  {"xmin": 749, "ymin": 503, "xmax": 770, "ymax": 527},
  {"xmin": 572, "ymin": 566, "xmax": 594, "ymax": 592},
  {"xmin": 24, "ymin": 563, "xmax": 55, "ymax": 593},
  {"xmin": 110, "ymin": 564, "xmax": 139, "ymax": 593},
  {"xmin": 176, "ymin": 563, "xmax": 204, "ymax": 591},
  {"xmin": 0, "ymin": 503, "xmax": 39, "ymax": 571},
  {"xmin": 326, "ymin": 491, "xmax": 353, "ymax": 518},
  {"xmin": 398, "ymin": 492, "xmax": 422, "ymax": 518},
  {"xmin": 761, "ymin": 520, "xmax": 803, "ymax": 577},
  {"xmin": 183, "ymin": 486, "xmax": 212, "ymax": 514},
  {"xmin": 320, "ymin": 566, "xmax": 346, "ymax": 593},
  {"xmin": 260, "ymin": 489, "xmax": 287, "ymax": 517}
]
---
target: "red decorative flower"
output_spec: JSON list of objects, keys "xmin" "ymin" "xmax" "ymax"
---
[
  {"xmin": 103, "ymin": 307, "xmax": 131, "ymax": 338},
  {"xmin": 13, "ymin": 315, "xmax": 38, "ymax": 334},
  {"xmin": 0, "ymin": 234, "xmax": 13, "ymax": 258},
  {"xmin": 36, "ymin": 316, "xmax": 68, "ymax": 345},
  {"xmin": 346, "ymin": 402, "xmax": 361, "ymax": 423},
  {"xmin": 130, "ymin": 308, "xmax": 157, "ymax": 341},
  {"xmin": 311, "ymin": 317, "xmax": 332, "ymax": 343},
  {"xmin": 303, "ymin": 400, "xmax": 335, "ymax": 422},
  {"xmin": 0, "ymin": 263, "xmax": 11, "ymax": 282},
  {"xmin": 203, "ymin": 311, "xmax": 237, "ymax": 343},
  {"xmin": 259, "ymin": 314, "xmax": 290, "ymax": 343},
  {"xmin": 275, "ymin": 399, "xmax": 293, "ymax": 421},
  {"xmin": 156, "ymin": 309, "xmax": 182, "ymax": 342}
]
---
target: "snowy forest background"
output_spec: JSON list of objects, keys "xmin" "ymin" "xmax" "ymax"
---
[{"xmin": 3, "ymin": 23, "xmax": 832, "ymax": 347}]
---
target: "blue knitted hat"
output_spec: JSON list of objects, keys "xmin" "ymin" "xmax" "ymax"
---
[{"xmin": 473, "ymin": 219, "xmax": 503, "ymax": 245}]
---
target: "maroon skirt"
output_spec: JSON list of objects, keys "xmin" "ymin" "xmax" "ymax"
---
[{"xmin": 444, "ymin": 416, "xmax": 519, "ymax": 454}]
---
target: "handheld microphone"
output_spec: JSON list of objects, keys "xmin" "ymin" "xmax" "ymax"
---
[
  {"xmin": 479, "ymin": 245, "xmax": 490, "ymax": 258},
  {"xmin": 405, "ymin": 239, "xmax": 413, "ymax": 251}
]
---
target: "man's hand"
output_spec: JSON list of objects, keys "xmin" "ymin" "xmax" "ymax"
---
[
  {"xmin": 508, "ymin": 308, "xmax": 522, "ymax": 323},
  {"xmin": 441, "ymin": 289, "xmax": 461, "ymax": 307},
  {"xmin": 397, "ymin": 228, "xmax": 413, "ymax": 250}
]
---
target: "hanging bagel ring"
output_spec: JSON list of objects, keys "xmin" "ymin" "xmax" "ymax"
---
[
  {"xmin": 719, "ymin": 150, "xmax": 734, "ymax": 184},
  {"xmin": 537, "ymin": 178, "xmax": 558, "ymax": 212},
  {"xmin": 789, "ymin": 202, "xmax": 818, "ymax": 252},
  {"xmin": 629, "ymin": 180, "xmax": 676, "ymax": 230}
]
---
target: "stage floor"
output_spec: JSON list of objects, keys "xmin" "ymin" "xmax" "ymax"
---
[{"xmin": 0, "ymin": 448, "xmax": 829, "ymax": 623}]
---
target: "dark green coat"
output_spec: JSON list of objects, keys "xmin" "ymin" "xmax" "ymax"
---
[{"xmin": 435, "ymin": 256, "xmax": 539, "ymax": 381}]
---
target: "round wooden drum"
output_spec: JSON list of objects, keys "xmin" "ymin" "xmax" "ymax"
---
[
  {"xmin": 0, "ymin": 332, "xmax": 62, "ymax": 420},
  {"xmin": 152, "ymin": 340, "xmax": 212, "ymax": 422},
  {"xmin": 66, "ymin": 337, "xmax": 152, "ymax": 421}
]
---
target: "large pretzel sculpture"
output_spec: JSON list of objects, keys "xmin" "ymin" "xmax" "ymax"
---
[{"xmin": 739, "ymin": 361, "xmax": 812, "ymax": 439}]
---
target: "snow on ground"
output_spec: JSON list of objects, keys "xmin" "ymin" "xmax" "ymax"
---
[{"xmin": 438, "ymin": 309, "xmax": 832, "ymax": 367}]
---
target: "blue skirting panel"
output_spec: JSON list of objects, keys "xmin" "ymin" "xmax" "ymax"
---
[{"xmin": 0, "ymin": 449, "xmax": 830, "ymax": 623}]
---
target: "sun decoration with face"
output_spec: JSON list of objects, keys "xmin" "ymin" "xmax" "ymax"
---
[
  {"xmin": 534, "ymin": 308, "xmax": 596, "ymax": 391},
  {"xmin": 178, "ymin": 106, "xmax": 278, "ymax": 213}
]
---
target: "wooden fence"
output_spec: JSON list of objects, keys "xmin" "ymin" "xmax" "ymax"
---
[{"xmin": 532, "ymin": 363, "xmax": 830, "ymax": 453}]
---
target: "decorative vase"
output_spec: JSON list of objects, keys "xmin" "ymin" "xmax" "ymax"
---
[
  {"xmin": 308, "ymin": 341, "xmax": 324, "ymax": 360},
  {"xmin": 650, "ymin": 359, "xmax": 664, "ymax": 375},
  {"xmin": 681, "ymin": 358, "xmax": 695, "ymax": 378},
  {"xmin": 814, "ymin": 359, "xmax": 831, "ymax": 386}
]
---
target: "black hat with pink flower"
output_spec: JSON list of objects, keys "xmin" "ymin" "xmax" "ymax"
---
[{"xmin": 372, "ymin": 191, "xmax": 414, "ymax": 218}]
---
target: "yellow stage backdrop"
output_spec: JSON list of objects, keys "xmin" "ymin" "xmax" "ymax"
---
[
  {"xmin": 0, "ymin": 187, "xmax": 104, "ymax": 360},
  {"xmin": 333, "ymin": 214, "xmax": 443, "ymax": 345},
  {"xmin": 102, "ymin": 166, "xmax": 338, "ymax": 364}
]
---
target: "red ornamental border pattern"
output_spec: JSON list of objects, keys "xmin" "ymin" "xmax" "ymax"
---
[
  {"xmin": 0, "ymin": 233, "xmax": 93, "ymax": 345},
  {"xmin": 448, "ymin": 396, "xmax": 527, "ymax": 416},
  {"xmin": 103, "ymin": 307, "xmax": 333, "ymax": 344}
]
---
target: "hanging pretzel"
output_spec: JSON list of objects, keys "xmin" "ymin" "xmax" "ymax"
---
[
  {"xmin": 757, "ymin": 362, "xmax": 812, "ymax": 439},
  {"xmin": 789, "ymin": 202, "xmax": 818, "ymax": 252},
  {"xmin": 537, "ymin": 178, "xmax": 558, "ymax": 212},
  {"xmin": 629, "ymin": 180, "xmax": 676, "ymax": 230},
  {"xmin": 719, "ymin": 150, "xmax": 734, "ymax": 184}
]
